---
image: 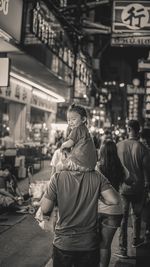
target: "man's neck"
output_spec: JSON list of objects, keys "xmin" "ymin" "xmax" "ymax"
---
[{"xmin": 128, "ymin": 133, "xmax": 139, "ymax": 140}]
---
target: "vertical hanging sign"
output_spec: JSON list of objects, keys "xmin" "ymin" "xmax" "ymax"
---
[{"xmin": 145, "ymin": 73, "xmax": 150, "ymax": 119}]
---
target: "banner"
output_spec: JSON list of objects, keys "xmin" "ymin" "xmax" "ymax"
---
[
  {"xmin": 111, "ymin": 1, "xmax": 150, "ymax": 46},
  {"xmin": 0, "ymin": 0, "xmax": 23, "ymax": 42}
]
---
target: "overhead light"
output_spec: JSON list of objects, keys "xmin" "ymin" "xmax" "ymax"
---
[{"xmin": 0, "ymin": 29, "xmax": 13, "ymax": 42}]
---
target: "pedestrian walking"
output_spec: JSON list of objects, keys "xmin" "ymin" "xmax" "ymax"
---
[
  {"xmin": 96, "ymin": 139, "xmax": 126, "ymax": 267},
  {"xmin": 0, "ymin": 167, "xmax": 23, "ymax": 212},
  {"xmin": 115, "ymin": 120, "xmax": 150, "ymax": 258},
  {"xmin": 40, "ymin": 167, "xmax": 119, "ymax": 267},
  {"xmin": 50, "ymin": 140, "xmax": 63, "ymax": 177},
  {"xmin": 0, "ymin": 129, "xmax": 17, "ymax": 176},
  {"xmin": 140, "ymin": 128, "xmax": 150, "ymax": 243}
]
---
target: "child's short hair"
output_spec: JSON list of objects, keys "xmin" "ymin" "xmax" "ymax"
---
[{"xmin": 68, "ymin": 103, "xmax": 87, "ymax": 119}]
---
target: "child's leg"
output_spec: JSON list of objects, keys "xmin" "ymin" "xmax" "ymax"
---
[{"xmin": 61, "ymin": 158, "xmax": 92, "ymax": 172}]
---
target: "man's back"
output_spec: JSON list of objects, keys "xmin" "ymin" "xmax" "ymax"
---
[
  {"xmin": 45, "ymin": 170, "xmax": 111, "ymax": 250},
  {"xmin": 117, "ymin": 138, "xmax": 149, "ymax": 194}
]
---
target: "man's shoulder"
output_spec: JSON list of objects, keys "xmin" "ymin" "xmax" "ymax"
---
[
  {"xmin": 117, "ymin": 138, "xmax": 149, "ymax": 156},
  {"xmin": 58, "ymin": 170, "xmax": 100, "ymax": 180},
  {"xmin": 117, "ymin": 139, "xmax": 128, "ymax": 146},
  {"xmin": 117, "ymin": 138, "xmax": 140, "ymax": 146}
]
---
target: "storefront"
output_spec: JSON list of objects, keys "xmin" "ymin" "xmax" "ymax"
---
[
  {"xmin": 0, "ymin": 0, "xmax": 93, "ymax": 146},
  {"xmin": 0, "ymin": 53, "xmax": 69, "ymax": 144},
  {"xmin": 0, "ymin": 76, "xmax": 30, "ymax": 141},
  {"xmin": 8, "ymin": 52, "xmax": 70, "ymax": 143}
]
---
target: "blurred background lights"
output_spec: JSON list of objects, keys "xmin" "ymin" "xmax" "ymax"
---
[
  {"xmin": 132, "ymin": 78, "xmax": 140, "ymax": 87},
  {"xmin": 115, "ymin": 130, "xmax": 120, "ymax": 135},
  {"xmin": 99, "ymin": 128, "xmax": 104, "ymax": 134},
  {"xmin": 119, "ymin": 83, "xmax": 125, "ymax": 87}
]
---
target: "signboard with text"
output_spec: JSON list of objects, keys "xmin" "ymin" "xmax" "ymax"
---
[
  {"xmin": 0, "ymin": 77, "xmax": 31, "ymax": 104},
  {"xmin": 0, "ymin": 0, "xmax": 23, "ymax": 42},
  {"xmin": 127, "ymin": 84, "xmax": 145, "ymax": 94},
  {"xmin": 0, "ymin": 58, "xmax": 9, "ymax": 86},
  {"xmin": 138, "ymin": 59, "xmax": 150, "ymax": 71},
  {"xmin": 111, "ymin": 1, "xmax": 150, "ymax": 46},
  {"xmin": 145, "ymin": 73, "xmax": 150, "ymax": 118}
]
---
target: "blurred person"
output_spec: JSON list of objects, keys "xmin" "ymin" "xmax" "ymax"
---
[
  {"xmin": 96, "ymin": 139, "xmax": 127, "ymax": 266},
  {"xmin": 40, "ymin": 163, "xmax": 120, "ymax": 267},
  {"xmin": 49, "ymin": 140, "xmax": 64, "ymax": 230},
  {"xmin": 140, "ymin": 128, "xmax": 150, "ymax": 243},
  {"xmin": 92, "ymin": 131, "xmax": 101, "ymax": 149},
  {"xmin": 115, "ymin": 120, "xmax": 150, "ymax": 258},
  {"xmin": 50, "ymin": 141, "xmax": 63, "ymax": 177},
  {"xmin": 0, "ymin": 129, "xmax": 15, "ymax": 149},
  {"xmin": 140, "ymin": 128, "xmax": 150, "ymax": 150},
  {"xmin": 0, "ymin": 167, "xmax": 23, "ymax": 212},
  {"xmin": 100, "ymin": 129, "xmax": 112, "ymax": 146},
  {"xmin": 57, "ymin": 103, "xmax": 97, "ymax": 172},
  {"xmin": 0, "ymin": 129, "xmax": 17, "ymax": 176}
]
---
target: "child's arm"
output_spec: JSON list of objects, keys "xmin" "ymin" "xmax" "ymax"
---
[{"xmin": 61, "ymin": 139, "xmax": 74, "ymax": 151}]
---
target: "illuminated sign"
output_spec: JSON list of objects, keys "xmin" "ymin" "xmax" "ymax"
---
[
  {"xmin": 138, "ymin": 59, "xmax": 150, "ymax": 71},
  {"xmin": 0, "ymin": 0, "xmax": 23, "ymax": 42},
  {"xmin": 112, "ymin": 1, "xmax": 150, "ymax": 46},
  {"xmin": 145, "ymin": 72, "xmax": 150, "ymax": 117},
  {"xmin": 0, "ymin": 77, "xmax": 31, "ymax": 103},
  {"xmin": 111, "ymin": 36, "xmax": 150, "ymax": 46},
  {"xmin": 0, "ymin": 58, "xmax": 9, "ymax": 86},
  {"xmin": 127, "ymin": 84, "xmax": 145, "ymax": 94}
]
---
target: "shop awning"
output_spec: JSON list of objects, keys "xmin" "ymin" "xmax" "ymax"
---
[
  {"xmin": 0, "ymin": 38, "xmax": 20, "ymax": 52},
  {"xmin": 8, "ymin": 52, "xmax": 70, "ymax": 102}
]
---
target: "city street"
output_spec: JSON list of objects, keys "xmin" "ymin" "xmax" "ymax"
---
[
  {"xmin": 0, "ymin": 161, "xmax": 53, "ymax": 267},
  {"xmin": 0, "ymin": 160, "xmax": 149, "ymax": 267},
  {"xmin": 1, "ymin": 1, "xmax": 150, "ymax": 266}
]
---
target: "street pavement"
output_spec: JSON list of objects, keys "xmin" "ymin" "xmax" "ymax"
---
[{"xmin": 1, "ymin": 160, "xmax": 149, "ymax": 267}]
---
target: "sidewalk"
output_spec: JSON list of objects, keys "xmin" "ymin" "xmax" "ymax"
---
[
  {"xmin": 0, "ymin": 160, "xmax": 53, "ymax": 267},
  {"xmin": 18, "ymin": 160, "xmax": 51, "ymax": 196}
]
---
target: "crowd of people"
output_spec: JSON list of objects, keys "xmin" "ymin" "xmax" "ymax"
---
[
  {"xmin": 0, "ymin": 103, "xmax": 150, "ymax": 267},
  {"xmin": 39, "ymin": 104, "xmax": 150, "ymax": 267}
]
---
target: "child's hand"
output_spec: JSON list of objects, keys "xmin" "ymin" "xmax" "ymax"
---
[
  {"xmin": 60, "ymin": 144, "xmax": 65, "ymax": 152},
  {"xmin": 56, "ymin": 161, "xmax": 64, "ymax": 172}
]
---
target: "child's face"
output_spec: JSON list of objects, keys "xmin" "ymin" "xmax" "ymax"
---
[{"xmin": 67, "ymin": 111, "xmax": 85, "ymax": 129}]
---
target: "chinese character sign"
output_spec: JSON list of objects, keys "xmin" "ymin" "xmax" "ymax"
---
[{"xmin": 112, "ymin": 1, "xmax": 150, "ymax": 33}]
